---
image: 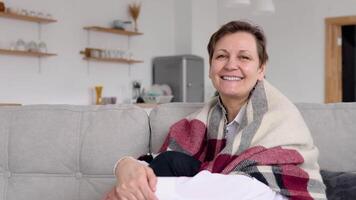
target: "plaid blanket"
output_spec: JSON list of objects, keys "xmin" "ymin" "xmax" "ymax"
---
[{"xmin": 160, "ymin": 80, "xmax": 326, "ymax": 200}]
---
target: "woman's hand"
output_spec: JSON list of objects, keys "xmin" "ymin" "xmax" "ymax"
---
[{"xmin": 114, "ymin": 157, "xmax": 158, "ymax": 200}]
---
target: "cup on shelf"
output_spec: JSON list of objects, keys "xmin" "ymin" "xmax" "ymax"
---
[
  {"xmin": 110, "ymin": 49, "xmax": 117, "ymax": 58},
  {"xmin": 99, "ymin": 49, "xmax": 107, "ymax": 58},
  {"xmin": 5, "ymin": 7, "xmax": 12, "ymax": 13},
  {"xmin": 29, "ymin": 10, "xmax": 37, "ymax": 17},
  {"xmin": 110, "ymin": 49, "xmax": 118, "ymax": 58},
  {"xmin": 122, "ymin": 51, "xmax": 134, "ymax": 60},
  {"xmin": 6, "ymin": 7, "xmax": 15, "ymax": 14},
  {"xmin": 101, "ymin": 97, "xmax": 117, "ymax": 105},
  {"xmin": 38, "ymin": 41, "xmax": 47, "ymax": 53},
  {"xmin": 15, "ymin": 39, "xmax": 26, "ymax": 51},
  {"xmin": 105, "ymin": 49, "xmax": 112, "ymax": 58},
  {"xmin": 9, "ymin": 7, "xmax": 21, "ymax": 15},
  {"xmin": 122, "ymin": 51, "xmax": 128, "ymax": 59},
  {"xmin": 36, "ymin": 11, "xmax": 44, "ymax": 18},
  {"xmin": 128, "ymin": 52, "xmax": 134, "ymax": 60},
  {"xmin": 91, "ymin": 49, "xmax": 101, "ymax": 58},
  {"xmin": 9, "ymin": 41, "xmax": 16, "ymax": 50},
  {"xmin": 45, "ymin": 13, "xmax": 53, "ymax": 19},
  {"xmin": 26, "ymin": 41, "xmax": 38, "ymax": 52},
  {"xmin": 20, "ymin": 9, "xmax": 28, "ymax": 16},
  {"xmin": 118, "ymin": 50, "xmax": 125, "ymax": 59}
]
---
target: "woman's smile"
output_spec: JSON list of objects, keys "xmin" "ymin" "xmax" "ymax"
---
[{"xmin": 220, "ymin": 75, "xmax": 244, "ymax": 81}]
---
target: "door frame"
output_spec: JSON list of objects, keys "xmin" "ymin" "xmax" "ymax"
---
[{"xmin": 325, "ymin": 16, "xmax": 356, "ymax": 103}]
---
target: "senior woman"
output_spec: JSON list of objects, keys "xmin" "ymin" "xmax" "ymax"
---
[{"xmin": 104, "ymin": 20, "xmax": 326, "ymax": 200}]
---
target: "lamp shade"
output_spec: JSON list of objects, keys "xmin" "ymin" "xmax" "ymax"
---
[
  {"xmin": 255, "ymin": 0, "xmax": 275, "ymax": 13},
  {"xmin": 225, "ymin": 0, "xmax": 251, "ymax": 7}
]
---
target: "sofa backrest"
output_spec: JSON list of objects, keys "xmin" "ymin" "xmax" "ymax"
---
[
  {"xmin": 1, "ymin": 102, "xmax": 355, "ymax": 199},
  {"xmin": 149, "ymin": 103, "xmax": 204, "ymax": 153},
  {"xmin": 296, "ymin": 103, "xmax": 356, "ymax": 172},
  {"xmin": 149, "ymin": 102, "xmax": 356, "ymax": 173},
  {"xmin": 0, "ymin": 104, "xmax": 149, "ymax": 200}
]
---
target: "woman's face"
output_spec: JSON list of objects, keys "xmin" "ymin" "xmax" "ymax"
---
[{"xmin": 209, "ymin": 32, "xmax": 266, "ymax": 101}]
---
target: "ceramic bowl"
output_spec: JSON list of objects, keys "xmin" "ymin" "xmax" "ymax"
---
[
  {"xmin": 143, "ymin": 95, "xmax": 173, "ymax": 104},
  {"xmin": 112, "ymin": 20, "xmax": 132, "ymax": 30}
]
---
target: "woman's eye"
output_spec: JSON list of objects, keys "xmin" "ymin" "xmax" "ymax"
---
[
  {"xmin": 216, "ymin": 54, "xmax": 227, "ymax": 59},
  {"xmin": 239, "ymin": 55, "xmax": 251, "ymax": 61}
]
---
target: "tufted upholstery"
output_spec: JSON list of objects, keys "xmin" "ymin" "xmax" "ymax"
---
[
  {"xmin": 1, "ymin": 102, "xmax": 356, "ymax": 200},
  {"xmin": 0, "ymin": 105, "xmax": 149, "ymax": 200}
]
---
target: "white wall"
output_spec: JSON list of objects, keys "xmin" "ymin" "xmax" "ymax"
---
[
  {"xmin": 0, "ymin": 0, "xmax": 175, "ymax": 105},
  {"xmin": 174, "ymin": 0, "xmax": 192, "ymax": 54},
  {"xmin": 191, "ymin": 0, "xmax": 218, "ymax": 100},
  {"xmin": 172, "ymin": 0, "xmax": 218, "ymax": 101},
  {"xmin": 218, "ymin": 0, "xmax": 356, "ymax": 103},
  {"xmin": 2, "ymin": 0, "xmax": 355, "ymax": 104}
]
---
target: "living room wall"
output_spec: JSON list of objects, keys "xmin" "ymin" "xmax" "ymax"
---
[
  {"xmin": 2, "ymin": 0, "xmax": 355, "ymax": 105},
  {"xmin": 218, "ymin": 0, "xmax": 356, "ymax": 103},
  {"xmin": 0, "ymin": 0, "xmax": 176, "ymax": 104}
]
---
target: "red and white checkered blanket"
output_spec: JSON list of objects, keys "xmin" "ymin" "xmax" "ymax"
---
[{"xmin": 160, "ymin": 80, "xmax": 326, "ymax": 200}]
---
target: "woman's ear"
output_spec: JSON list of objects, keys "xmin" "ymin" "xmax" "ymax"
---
[{"xmin": 257, "ymin": 64, "xmax": 266, "ymax": 81}]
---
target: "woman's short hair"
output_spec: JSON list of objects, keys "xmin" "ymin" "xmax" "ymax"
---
[{"xmin": 207, "ymin": 20, "xmax": 268, "ymax": 67}]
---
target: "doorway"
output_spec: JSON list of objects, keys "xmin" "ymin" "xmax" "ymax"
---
[
  {"xmin": 325, "ymin": 16, "xmax": 356, "ymax": 103},
  {"xmin": 341, "ymin": 25, "xmax": 356, "ymax": 102}
]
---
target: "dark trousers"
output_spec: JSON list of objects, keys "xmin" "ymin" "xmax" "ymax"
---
[{"xmin": 148, "ymin": 151, "xmax": 201, "ymax": 177}]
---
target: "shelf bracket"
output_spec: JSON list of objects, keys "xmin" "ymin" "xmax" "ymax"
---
[
  {"xmin": 128, "ymin": 64, "xmax": 132, "ymax": 77},
  {"xmin": 86, "ymin": 59, "xmax": 90, "ymax": 75},
  {"xmin": 86, "ymin": 30, "xmax": 91, "ymax": 47},
  {"xmin": 128, "ymin": 35, "xmax": 131, "ymax": 51},
  {"xmin": 38, "ymin": 57, "xmax": 42, "ymax": 73},
  {"xmin": 37, "ymin": 23, "xmax": 42, "ymax": 41}
]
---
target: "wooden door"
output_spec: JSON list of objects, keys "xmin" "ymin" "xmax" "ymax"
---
[{"xmin": 325, "ymin": 16, "xmax": 356, "ymax": 103}]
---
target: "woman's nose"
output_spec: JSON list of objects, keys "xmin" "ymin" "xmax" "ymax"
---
[{"xmin": 224, "ymin": 57, "xmax": 240, "ymax": 70}]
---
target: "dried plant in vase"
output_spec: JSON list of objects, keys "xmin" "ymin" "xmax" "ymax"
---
[{"xmin": 128, "ymin": 2, "xmax": 141, "ymax": 32}]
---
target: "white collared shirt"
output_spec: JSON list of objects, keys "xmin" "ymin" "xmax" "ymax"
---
[{"xmin": 225, "ymin": 104, "xmax": 247, "ymax": 140}]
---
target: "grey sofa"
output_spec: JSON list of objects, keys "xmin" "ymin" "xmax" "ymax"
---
[{"xmin": 0, "ymin": 102, "xmax": 355, "ymax": 200}]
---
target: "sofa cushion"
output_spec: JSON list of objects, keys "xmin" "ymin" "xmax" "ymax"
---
[
  {"xmin": 321, "ymin": 170, "xmax": 356, "ymax": 200},
  {"xmin": 0, "ymin": 104, "xmax": 149, "ymax": 200},
  {"xmin": 296, "ymin": 103, "xmax": 356, "ymax": 172},
  {"xmin": 149, "ymin": 103, "xmax": 204, "ymax": 153}
]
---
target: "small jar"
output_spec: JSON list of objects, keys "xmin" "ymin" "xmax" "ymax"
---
[{"xmin": 0, "ymin": 2, "xmax": 5, "ymax": 12}]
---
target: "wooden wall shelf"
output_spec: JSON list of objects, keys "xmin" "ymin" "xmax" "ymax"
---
[
  {"xmin": 0, "ymin": 103, "xmax": 22, "ymax": 106},
  {"xmin": 80, "ymin": 49, "xmax": 143, "ymax": 64},
  {"xmin": 83, "ymin": 26, "xmax": 143, "ymax": 36},
  {"xmin": 83, "ymin": 56, "xmax": 143, "ymax": 64},
  {"xmin": 0, "ymin": 12, "xmax": 56, "ymax": 23},
  {"xmin": 82, "ymin": 26, "xmax": 143, "ymax": 65},
  {"xmin": 0, "ymin": 48, "xmax": 57, "ymax": 57}
]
